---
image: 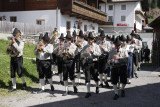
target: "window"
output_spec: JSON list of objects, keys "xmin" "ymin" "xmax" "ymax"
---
[
  {"xmin": 108, "ymin": 5, "xmax": 113, "ymax": 10},
  {"xmin": 92, "ymin": 26, "xmax": 95, "ymax": 30},
  {"xmin": 121, "ymin": 16, "xmax": 126, "ymax": 21},
  {"xmin": 121, "ymin": 5, "xmax": 126, "ymax": 10},
  {"xmin": 10, "ymin": 0, "xmax": 17, "ymax": 2},
  {"xmin": 99, "ymin": 6, "xmax": 101, "ymax": 10},
  {"xmin": 66, "ymin": 21, "xmax": 71, "ymax": 31},
  {"xmin": 108, "ymin": 16, "xmax": 113, "ymax": 22},
  {"xmin": 0, "ymin": 17, "xmax": 2, "ymax": 21},
  {"xmin": 84, "ymin": 25, "xmax": 87, "ymax": 32},
  {"xmin": 36, "ymin": 19, "xmax": 45, "ymax": 25},
  {"xmin": 10, "ymin": 16, "xmax": 17, "ymax": 22}
]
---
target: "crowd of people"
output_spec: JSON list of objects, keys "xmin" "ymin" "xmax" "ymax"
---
[{"xmin": 7, "ymin": 28, "xmax": 144, "ymax": 100}]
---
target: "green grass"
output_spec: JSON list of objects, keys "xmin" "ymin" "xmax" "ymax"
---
[
  {"xmin": 148, "ymin": 18, "xmax": 155, "ymax": 23},
  {"xmin": 0, "ymin": 39, "xmax": 38, "ymax": 96}
]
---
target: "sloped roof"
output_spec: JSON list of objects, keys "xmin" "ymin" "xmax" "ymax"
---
[{"xmin": 149, "ymin": 16, "xmax": 160, "ymax": 28}]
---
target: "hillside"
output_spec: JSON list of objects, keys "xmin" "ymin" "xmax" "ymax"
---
[{"xmin": 147, "ymin": 0, "xmax": 160, "ymax": 23}]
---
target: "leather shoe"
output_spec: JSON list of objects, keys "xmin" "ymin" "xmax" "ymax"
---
[
  {"xmin": 73, "ymin": 86, "xmax": 78, "ymax": 93},
  {"xmin": 134, "ymin": 73, "xmax": 138, "ymax": 78},
  {"xmin": 8, "ymin": 88, "xmax": 16, "ymax": 92},
  {"xmin": 62, "ymin": 91, "xmax": 69, "ymax": 96},
  {"xmin": 60, "ymin": 81, "xmax": 64, "ymax": 85},
  {"xmin": 99, "ymin": 83, "xmax": 104, "ymax": 88},
  {"xmin": 38, "ymin": 89, "xmax": 46, "ymax": 94},
  {"xmin": 22, "ymin": 83, "xmax": 27, "ymax": 90},
  {"xmin": 105, "ymin": 82, "xmax": 110, "ymax": 88},
  {"xmin": 121, "ymin": 90, "xmax": 125, "ymax": 97},
  {"xmin": 96, "ymin": 87, "xmax": 99, "ymax": 94},
  {"xmin": 113, "ymin": 94, "xmax": 119, "ymax": 100},
  {"xmin": 85, "ymin": 93, "xmax": 91, "ymax": 98},
  {"xmin": 51, "ymin": 85, "xmax": 54, "ymax": 91}
]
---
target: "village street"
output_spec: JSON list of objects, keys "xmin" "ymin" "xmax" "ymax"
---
[{"xmin": 1, "ymin": 66, "xmax": 160, "ymax": 107}]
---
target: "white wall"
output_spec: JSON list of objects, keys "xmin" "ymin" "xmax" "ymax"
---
[
  {"xmin": 100, "ymin": 2, "xmax": 143, "ymax": 33},
  {"xmin": 0, "ymin": 9, "xmax": 99, "ymax": 35},
  {"xmin": 59, "ymin": 13, "xmax": 98, "ymax": 35},
  {"xmin": 0, "ymin": 10, "xmax": 57, "ymax": 29}
]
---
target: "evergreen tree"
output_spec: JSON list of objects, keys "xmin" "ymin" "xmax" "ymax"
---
[{"xmin": 157, "ymin": 0, "xmax": 160, "ymax": 8}]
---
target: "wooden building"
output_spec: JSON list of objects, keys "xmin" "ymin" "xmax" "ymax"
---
[
  {"xmin": 149, "ymin": 16, "xmax": 160, "ymax": 66},
  {"xmin": 0, "ymin": 0, "xmax": 107, "ymax": 34}
]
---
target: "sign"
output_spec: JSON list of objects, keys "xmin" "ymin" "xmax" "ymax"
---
[{"xmin": 117, "ymin": 23, "xmax": 127, "ymax": 26}]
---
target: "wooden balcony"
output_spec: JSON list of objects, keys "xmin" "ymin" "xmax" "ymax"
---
[{"xmin": 59, "ymin": 0, "xmax": 107, "ymax": 24}]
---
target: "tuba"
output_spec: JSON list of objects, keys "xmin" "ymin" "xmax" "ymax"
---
[
  {"xmin": 7, "ymin": 32, "xmax": 21, "ymax": 57},
  {"xmin": 50, "ymin": 30, "xmax": 58, "ymax": 44}
]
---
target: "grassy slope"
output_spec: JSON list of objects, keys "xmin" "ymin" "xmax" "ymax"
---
[{"xmin": 0, "ymin": 39, "xmax": 38, "ymax": 96}]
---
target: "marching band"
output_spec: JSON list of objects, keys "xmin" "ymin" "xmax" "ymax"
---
[{"xmin": 7, "ymin": 28, "xmax": 143, "ymax": 100}]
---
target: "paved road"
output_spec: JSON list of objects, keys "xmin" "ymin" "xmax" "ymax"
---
[{"xmin": 1, "ymin": 66, "xmax": 160, "ymax": 107}]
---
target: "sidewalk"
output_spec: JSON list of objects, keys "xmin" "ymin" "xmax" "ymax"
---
[{"xmin": 1, "ymin": 66, "xmax": 160, "ymax": 107}]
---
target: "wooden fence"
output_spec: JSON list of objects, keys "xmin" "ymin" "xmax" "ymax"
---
[{"xmin": 0, "ymin": 21, "xmax": 53, "ymax": 34}]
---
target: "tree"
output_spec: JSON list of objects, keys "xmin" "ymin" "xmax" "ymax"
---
[{"xmin": 157, "ymin": 0, "xmax": 160, "ymax": 8}]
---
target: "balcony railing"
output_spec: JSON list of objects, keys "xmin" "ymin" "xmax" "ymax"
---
[{"xmin": 59, "ymin": 0, "xmax": 107, "ymax": 24}]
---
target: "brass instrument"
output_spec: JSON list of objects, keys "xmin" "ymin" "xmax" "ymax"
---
[
  {"xmin": 57, "ymin": 43, "xmax": 64, "ymax": 55},
  {"xmin": 50, "ymin": 30, "xmax": 58, "ymax": 44},
  {"xmin": 7, "ymin": 32, "xmax": 21, "ymax": 57},
  {"xmin": 63, "ymin": 44, "xmax": 70, "ymax": 57},
  {"xmin": 36, "ymin": 40, "xmax": 44, "ymax": 53}
]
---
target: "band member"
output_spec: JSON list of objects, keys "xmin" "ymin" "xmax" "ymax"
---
[
  {"xmin": 130, "ymin": 31, "xmax": 140, "ymax": 78},
  {"xmin": 120, "ymin": 35, "xmax": 127, "ymax": 49},
  {"xmin": 108, "ymin": 37, "xmax": 128, "ymax": 100},
  {"xmin": 81, "ymin": 32, "xmax": 101, "ymax": 98},
  {"xmin": 34, "ymin": 32, "xmax": 54, "ymax": 93},
  {"xmin": 126, "ymin": 35, "xmax": 133, "ymax": 84},
  {"xmin": 53, "ymin": 33, "xmax": 65, "ymax": 85},
  {"xmin": 136, "ymin": 34, "xmax": 143, "ymax": 71},
  {"xmin": 97, "ymin": 31, "xmax": 110, "ymax": 88},
  {"xmin": 34, "ymin": 33, "xmax": 43, "ymax": 83},
  {"xmin": 51, "ymin": 28, "xmax": 59, "ymax": 74},
  {"xmin": 59, "ymin": 32, "xmax": 78, "ymax": 96},
  {"xmin": 7, "ymin": 28, "xmax": 26, "ymax": 92},
  {"xmin": 75, "ymin": 30, "xmax": 87, "ymax": 85},
  {"xmin": 72, "ymin": 30, "xmax": 77, "ymax": 43},
  {"xmin": 110, "ymin": 35, "xmax": 116, "ymax": 49}
]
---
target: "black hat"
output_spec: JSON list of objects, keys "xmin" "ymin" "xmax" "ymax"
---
[
  {"xmin": 78, "ymin": 30, "xmax": 84, "ymax": 37},
  {"xmin": 59, "ymin": 33, "xmax": 65, "ymax": 40},
  {"xmin": 99, "ymin": 30, "xmax": 105, "ymax": 37},
  {"xmin": 114, "ymin": 37, "xmax": 121, "ymax": 46},
  {"xmin": 106, "ymin": 35, "xmax": 110, "ymax": 40},
  {"xmin": 39, "ymin": 33, "xmax": 43, "ymax": 40},
  {"xmin": 127, "ymin": 35, "xmax": 131, "ymax": 41},
  {"xmin": 72, "ymin": 30, "xmax": 77, "ymax": 37},
  {"xmin": 12, "ymin": 28, "xmax": 19, "ymax": 35},
  {"xmin": 43, "ymin": 32, "xmax": 50, "ymax": 42},
  {"xmin": 111, "ymin": 35, "xmax": 115, "ymax": 42},
  {"xmin": 66, "ymin": 31, "xmax": 72, "ymax": 39},
  {"xmin": 130, "ymin": 30, "xmax": 136, "ymax": 37},
  {"xmin": 120, "ymin": 35, "xmax": 126, "ymax": 41},
  {"xmin": 84, "ymin": 34, "xmax": 88, "ymax": 41},
  {"xmin": 88, "ymin": 32, "xmax": 94, "ymax": 39}
]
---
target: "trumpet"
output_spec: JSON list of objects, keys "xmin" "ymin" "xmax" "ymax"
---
[
  {"xmin": 36, "ymin": 40, "xmax": 44, "ymax": 53},
  {"xmin": 63, "ymin": 44, "xmax": 70, "ymax": 57},
  {"xmin": 57, "ymin": 43, "xmax": 64, "ymax": 55},
  {"xmin": 7, "ymin": 32, "xmax": 21, "ymax": 57}
]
